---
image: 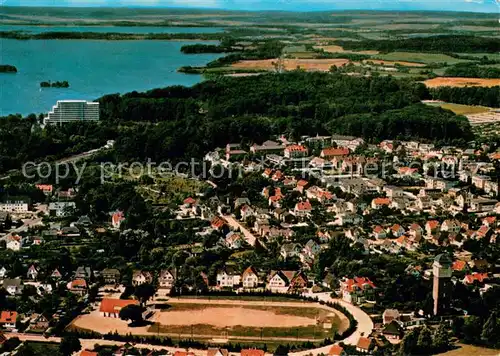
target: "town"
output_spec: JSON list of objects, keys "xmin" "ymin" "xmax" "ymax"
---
[{"xmin": 1, "ymin": 130, "xmax": 499, "ymax": 355}]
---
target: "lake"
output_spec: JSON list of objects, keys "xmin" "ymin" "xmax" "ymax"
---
[{"xmin": 0, "ymin": 36, "xmax": 224, "ymax": 116}]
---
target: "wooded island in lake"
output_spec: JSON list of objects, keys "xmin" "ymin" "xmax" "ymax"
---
[
  {"xmin": 0, "ymin": 64, "xmax": 17, "ymax": 73},
  {"xmin": 40, "ymin": 80, "xmax": 70, "ymax": 88}
]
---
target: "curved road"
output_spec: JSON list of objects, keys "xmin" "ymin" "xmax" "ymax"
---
[
  {"xmin": 289, "ymin": 292, "xmax": 374, "ymax": 356},
  {"xmin": 6, "ymin": 293, "xmax": 373, "ymax": 356}
]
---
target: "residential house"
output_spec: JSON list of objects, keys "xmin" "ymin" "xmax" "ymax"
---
[
  {"xmin": 302, "ymin": 239, "xmax": 321, "ymax": 259},
  {"xmin": 425, "ymin": 220, "xmax": 440, "ymax": 238},
  {"xmin": 99, "ymin": 298, "xmax": 139, "ymax": 318},
  {"xmin": 51, "ymin": 268, "xmax": 62, "ymax": 279},
  {"xmin": 383, "ymin": 320, "xmax": 404, "ymax": 341},
  {"xmin": 250, "ymin": 141, "xmax": 285, "ymax": 155},
  {"xmin": 0, "ymin": 311, "xmax": 18, "ymax": 330},
  {"xmin": 241, "ymin": 349, "xmax": 265, "ymax": 356},
  {"xmin": 441, "ymin": 219, "xmax": 461, "ymax": 234},
  {"xmin": 320, "ymin": 147, "xmax": 349, "ymax": 160},
  {"xmin": 240, "ymin": 205, "xmax": 255, "ymax": 221},
  {"xmin": 6, "ymin": 235, "xmax": 22, "ymax": 251},
  {"xmin": 132, "ymin": 271, "xmax": 153, "ymax": 286},
  {"xmin": 389, "ymin": 224, "xmax": 405, "ymax": 238},
  {"xmin": 2, "ymin": 279, "xmax": 23, "ymax": 295},
  {"xmin": 296, "ymin": 180, "xmax": 309, "ymax": 193},
  {"xmin": 75, "ymin": 266, "xmax": 92, "ymax": 280},
  {"xmin": 0, "ymin": 267, "xmax": 7, "ymax": 279},
  {"xmin": 111, "ymin": 211, "xmax": 125, "ymax": 229},
  {"xmin": 294, "ymin": 200, "xmax": 312, "ymax": 217},
  {"xmin": 211, "ymin": 216, "xmax": 229, "ymax": 232},
  {"xmin": 68, "ymin": 279, "xmax": 88, "ymax": 296},
  {"xmin": 158, "ymin": 269, "xmax": 176, "ymax": 290},
  {"xmin": 48, "ymin": 202, "xmax": 76, "ymax": 217},
  {"xmin": 356, "ymin": 337, "xmax": 374, "ymax": 354},
  {"xmin": 409, "ymin": 224, "xmax": 423, "ymax": 241},
  {"xmin": 463, "ymin": 272, "xmax": 489, "ymax": 285},
  {"xmin": 371, "ymin": 198, "xmax": 391, "ymax": 209},
  {"xmin": 216, "ymin": 267, "xmax": 241, "ymax": 289},
  {"xmin": 267, "ymin": 270, "xmax": 308, "ymax": 293},
  {"xmin": 328, "ymin": 345, "xmax": 346, "ymax": 356},
  {"xmin": 280, "ymin": 243, "xmax": 302, "ymax": 260},
  {"xmin": 35, "ymin": 184, "xmax": 53, "ymax": 195},
  {"xmin": 26, "ymin": 265, "xmax": 39, "ymax": 280},
  {"xmin": 29, "ymin": 313, "xmax": 50, "ymax": 332},
  {"xmin": 382, "ymin": 309, "xmax": 400, "ymax": 325},
  {"xmin": 372, "ymin": 226, "xmax": 387, "ymax": 239},
  {"xmin": 340, "ymin": 277, "xmax": 376, "ymax": 304},
  {"xmin": 102, "ymin": 269, "xmax": 120, "ymax": 284},
  {"xmin": 242, "ymin": 266, "xmax": 260, "ymax": 289},
  {"xmin": 284, "ymin": 145, "xmax": 308, "ymax": 159},
  {"xmin": 225, "ymin": 232, "xmax": 244, "ymax": 249}
]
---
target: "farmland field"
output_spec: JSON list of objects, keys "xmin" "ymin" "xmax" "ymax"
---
[
  {"xmin": 363, "ymin": 59, "xmax": 426, "ymax": 67},
  {"xmin": 424, "ymin": 77, "xmax": 500, "ymax": 88},
  {"xmin": 374, "ymin": 52, "xmax": 471, "ymax": 65},
  {"xmin": 231, "ymin": 58, "xmax": 350, "ymax": 71},
  {"xmin": 431, "ymin": 103, "xmax": 491, "ymax": 115}
]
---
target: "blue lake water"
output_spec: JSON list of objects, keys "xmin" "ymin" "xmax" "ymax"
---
[
  {"xmin": 0, "ymin": 25, "xmax": 224, "ymax": 34},
  {"xmin": 0, "ymin": 37, "xmax": 223, "ymax": 116}
]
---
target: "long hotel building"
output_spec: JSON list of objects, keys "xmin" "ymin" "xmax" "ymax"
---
[{"xmin": 44, "ymin": 100, "xmax": 100, "ymax": 125}]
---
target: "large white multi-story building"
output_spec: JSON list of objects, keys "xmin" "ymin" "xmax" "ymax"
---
[{"xmin": 44, "ymin": 100, "xmax": 99, "ymax": 125}]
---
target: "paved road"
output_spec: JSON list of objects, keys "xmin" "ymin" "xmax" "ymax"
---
[
  {"xmin": 223, "ymin": 214, "xmax": 257, "ymax": 246},
  {"xmin": 290, "ymin": 292, "xmax": 374, "ymax": 356}
]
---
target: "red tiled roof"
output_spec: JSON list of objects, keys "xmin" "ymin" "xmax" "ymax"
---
[
  {"xmin": 357, "ymin": 337, "xmax": 372, "ymax": 350},
  {"xmin": 241, "ymin": 349, "xmax": 265, "ymax": 356},
  {"xmin": 483, "ymin": 216, "xmax": 496, "ymax": 225},
  {"xmin": 183, "ymin": 197, "xmax": 196, "ymax": 205},
  {"xmin": 342, "ymin": 277, "xmax": 376, "ymax": 293},
  {"xmin": 426, "ymin": 220, "xmax": 440, "ymax": 230},
  {"xmin": 297, "ymin": 180, "xmax": 308, "ymax": 187},
  {"xmin": 296, "ymin": 200, "xmax": 312, "ymax": 211},
  {"xmin": 373, "ymin": 225, "xmax": 384, "ymax": 233},
  {"xmin": 0, "ymin": 311, "xmax": 17, "ymax": 324},
  {"xmin": 285, "ymin": 145, "xmax": 307, "ymax": 152},
  {"xmin": 211, "ymin": 216, "xmax": 227, "ymax": 229},
  {"xmin": 410, "ymin": 223, "xmax": 421, "ymax": 231},
  {"xmin": 391, "ymin": 224, "xmax": 403, "ymax": 232},
  {"xmin": 452, "ymin": 260, "xmax": 467, "ymax": 271},
  {"xmin": 372, "ymin": 198, "xmax": 390, "ymax": 206},
  {"xmin": 464, "ymin": 272, "xmax": 489, "ymax": 284},
  {"xmin": 112, "ymin": 211, "xmax": 125, "ymax": 226},
  {"xmin": 71, "ymin": 279, "xmax": 87, "ymax": 288},
  {"xmin": 0, "ymin": 331, "xmax": 6, "ymax": 345},
  {"xmin": 99, "ymin": 298, "xmax": 138, "ymax": 314},
  {"xmin": 81, "ymin": 351, "xmax": 98, "ymax": 356},
  {"xmin": 36, "ymin": 184, "xmax": 53, "ymax": 192},
  {"xmin": 322, "ymin": 147, "xmax": 349, "ymax": 157},
  {"xmin": 328, "ymin": 344, "xmax": 344, "ymax": 356}
]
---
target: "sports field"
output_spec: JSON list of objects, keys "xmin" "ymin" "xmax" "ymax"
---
[{"xmin": 70, "ymin": 298, "xmax": 348, "ymax": 343}]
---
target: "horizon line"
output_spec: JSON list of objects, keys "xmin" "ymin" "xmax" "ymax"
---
[{"xmin": 1, "ymin": 5, "xmax": 498, "ymax": 14}]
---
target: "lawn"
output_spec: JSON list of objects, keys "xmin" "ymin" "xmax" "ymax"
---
[{"xmin": 374, "ymin": 52, "xmax": 471, "ymax": 65}]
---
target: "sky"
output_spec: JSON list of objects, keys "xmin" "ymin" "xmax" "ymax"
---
[{"xmin": 2, "ymin": 0, "xmax": 500, "ymax": 12}]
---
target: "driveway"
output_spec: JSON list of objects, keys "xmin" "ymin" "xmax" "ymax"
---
[{"xmin": 223, "ymin": 214, "xmax": 257, "ymax": 246}]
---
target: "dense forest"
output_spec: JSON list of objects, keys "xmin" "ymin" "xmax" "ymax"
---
[
  {"xmin": 0, "ymin": 64, "xmax": 17, "ymax": 73},
  {"xmin": 0, "ymin": 31, "xmax": 222, "ymax": 41},
  {"xmin": 430, "ymin": 86, "xmax": 500, "ymax": 108},
  {"xmin": 337, "ymin": 35, "xmax": 500, "ymax": 53},
  {"xmin": 444, "ymin": 63, "xmax": 500, "ymax": 79},
  {"xmin": 181, "ymin": 44, "xmax": 234, "ymax": 54},
  {"xmin": 0, "ymin": 72, "xmax": 474, "ymax": 174}
]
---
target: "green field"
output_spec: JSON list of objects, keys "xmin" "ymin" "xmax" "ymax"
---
[
  {"xmin": 424, "ymin": 102, "xmax": 491, "ymax": 115},
  {"xmin": 374, "ymin": 52, "xmax": 471, "ymax": 65}
]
